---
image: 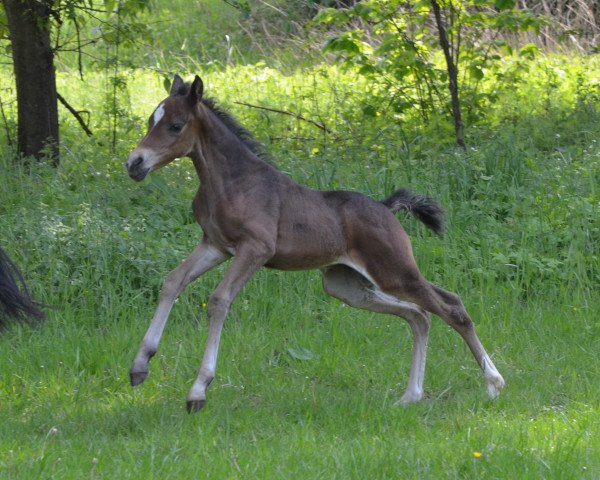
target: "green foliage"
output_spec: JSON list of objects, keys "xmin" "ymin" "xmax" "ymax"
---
[
  {"xmin": 131, "ymin": 0, "xmax": 325, "ymax": 69},
  {"xmin": 314, "ymin": 0, "xmax": 544, "ymax": 128},
  {"xmin": 53, "ymin": 0, "xmax": 153, "ymax": 69},
  {"xmin": 0, "ymin": 55, "xmax": 598, "ymax": 319},
  {"xmin": 0, "ymin": 0, "xmax": 152, "ymax": 74}
]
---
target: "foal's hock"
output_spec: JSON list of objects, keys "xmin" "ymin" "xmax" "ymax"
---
[{"xmin": 125, "ymin": 74, "xmax": 505, "ymax": 412}]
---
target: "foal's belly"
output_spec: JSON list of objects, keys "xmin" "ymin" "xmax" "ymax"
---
[
  {"xmin": 264, "ymin": 254, "xmax": 338, "ymax": 271},
  {"xmin": 265, "ymin": 227, "xmax": 346, "ymax": 271}
]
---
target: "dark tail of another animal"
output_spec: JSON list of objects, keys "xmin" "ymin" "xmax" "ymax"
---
[
  {"xmin": 0, "ymin": 247, "xmax": 44, "ymax": 328},
  {"xmin": 381, "ymin": 188, "xmax": 444, "ymax": 236}
]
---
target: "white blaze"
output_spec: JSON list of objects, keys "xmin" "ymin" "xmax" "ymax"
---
[{"xmin": 153, "ymin": 103, "xmax": 166, "ymax": 126}]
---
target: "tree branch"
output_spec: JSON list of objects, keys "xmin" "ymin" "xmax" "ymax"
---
[
  {"xmin": 233, "ymin": 101, "xmax": 334, "ymax": 135},
  {"xmin": 57, "ymin": 92, "xmax": 93, "ymax": 137}
]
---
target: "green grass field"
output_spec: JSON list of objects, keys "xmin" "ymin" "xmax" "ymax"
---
[{"xmin": 1, "ymin": 55, "xmax": 599, "ymax": 478}]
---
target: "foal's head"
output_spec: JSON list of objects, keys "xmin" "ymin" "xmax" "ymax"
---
[{"xmin": 126, "ymin": 75, "xmax": 204, "ymax": 181}]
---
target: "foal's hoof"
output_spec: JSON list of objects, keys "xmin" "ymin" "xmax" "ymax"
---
[
  {"xmin": 486, "ymin": 374, "xmax": 505, "ymax": 399},
  {"xmin": 129, "ymin": 370, "xmax": 148, "ymax": 387},
  {"xmin": 186, "ymin": 399, "xmax": 206, "ymax": 413},
  {"xmin": 396, "ymin": 389, "xmax": 424, "ymax": 406}
]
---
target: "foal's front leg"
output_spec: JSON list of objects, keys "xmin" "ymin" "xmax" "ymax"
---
[
  {"xmin": 130, "ymin": 239, "xmax": 228, "ymax": 386},
  {"xmin": 186, "ymin": 242, "xmax": 272, "ymax": 412}
]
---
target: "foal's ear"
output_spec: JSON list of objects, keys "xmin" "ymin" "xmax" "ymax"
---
[
  {"xmin": 170, "ymin": 74, "xmax": 185, "ymax": 96},
  {"xmin": 189, "ymin": 75, "xmax": 204, "ymax": 104}
]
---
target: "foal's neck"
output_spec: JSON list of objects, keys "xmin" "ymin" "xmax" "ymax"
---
[{"xmin": 189, "ymin": 105, "xmax": 269, "ymax": 185}]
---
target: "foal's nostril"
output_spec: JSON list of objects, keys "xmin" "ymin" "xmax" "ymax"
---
[{"xmin": 130, "ymin": 156, "xmax": 144, "ymax": 169}]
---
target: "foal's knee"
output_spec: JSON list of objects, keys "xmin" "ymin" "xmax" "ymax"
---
[
  {"xmin": 160, "ymin": 270, "xmax": 184, "ymax": 299},
  {"xmin": 207, "ymin": 292, "xmax": 232, "ymax": 318}
]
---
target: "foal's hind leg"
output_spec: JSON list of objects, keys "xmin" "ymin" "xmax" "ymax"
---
[
  {"xmin": 391, "ymin": 279, "xmax": 505, "ymax": 398},
  {"xmin": 322, "ymin": 265, "xmax": 431, "ymax": 405},
  {"xmin": 130, "ymin": 238, "xmax": 228, "ymax": 386},
  {"xmin": 425, "ymin": 284, "xmax": 505, "ymax": 398}
]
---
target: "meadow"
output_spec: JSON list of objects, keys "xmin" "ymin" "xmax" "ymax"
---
[{"xmin": 1, "ymin": 23, "xmax": 600, "ymax": 479}]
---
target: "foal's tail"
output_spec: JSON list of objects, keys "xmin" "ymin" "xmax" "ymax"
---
[
  {"xmin": 0, "ymin": 247, "xmax": 45, "ymax": 328},
  {"xmin": 381, "ymin": 188, "xmax": 444, "ymax": 236}
]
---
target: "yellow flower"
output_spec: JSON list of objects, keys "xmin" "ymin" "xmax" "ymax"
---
[{"xmin": 473, "ymin": 451, "xmax": 482, "ymax": 459}]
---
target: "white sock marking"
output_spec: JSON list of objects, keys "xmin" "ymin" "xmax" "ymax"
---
[{"xmin": 482, "ymin": 354, "xmax": 505, "ymax": 398}]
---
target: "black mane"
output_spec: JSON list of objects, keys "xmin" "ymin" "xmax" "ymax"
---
[
  {"xmin": 202, "ymin": 98, "xmax": 270, "ymax": 160},
  {"xmin": 173, "ymin": 82, "xmax": 269, "ymax": 161}
]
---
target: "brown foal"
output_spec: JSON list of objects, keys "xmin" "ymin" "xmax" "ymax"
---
[{"xmin": 125, "ymin": 74, "xmax": 505, "ymax": 412}]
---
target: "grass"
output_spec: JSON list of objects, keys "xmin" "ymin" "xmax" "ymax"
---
[
  {"xmin": 1, "ymin": 56, "xmax": 599, "ymax": 477},
  {"xmin": 1, "ymin": 281, "xmax": 598, "ymax": 478}
]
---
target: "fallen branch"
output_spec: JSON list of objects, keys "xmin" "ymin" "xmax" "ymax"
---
[
  {"xmin": 57, "ymin": 92, "xmax": 93, "ymax": 137},
  {"xmin": 234, "ymin": 101, "xmax": 333, "ymax": 135}
]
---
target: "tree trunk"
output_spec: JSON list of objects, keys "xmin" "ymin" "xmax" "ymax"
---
[
  {"xmin": 431, "ymin": 0, "xmax": 466, "ymax": 149},
  {"xmin": 3, "ymin": 0, "xmax": 59, "ymax": 164}
]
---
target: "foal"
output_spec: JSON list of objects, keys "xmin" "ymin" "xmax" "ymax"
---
[{"xmin": 126, "ymin": 75, "xmax": 505, "ymax": 412}]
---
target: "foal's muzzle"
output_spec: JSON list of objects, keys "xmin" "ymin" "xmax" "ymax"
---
[{"xmin": 126, "ymin": 154, "xmax": 149, "ymax": 182}]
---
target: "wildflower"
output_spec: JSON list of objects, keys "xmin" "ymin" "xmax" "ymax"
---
[{"xmin": 473, "ymin": 451, "xmax": 482, "ymax": 459}]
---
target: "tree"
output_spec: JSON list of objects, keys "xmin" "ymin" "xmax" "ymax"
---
[
  {"xmin": 431, "ymin": 0, "xmax": 464, "ymax": 148},
  {"xmin": 1, "ymin": 0, "xmax": 150, "ymax": 164},
  {"xmin": 314, "ymin": 0, "xmax": 542, "ymax": 148},
  {"xmin": 3, "ymin": 0, "xmax": 59, "ymax": 163}
]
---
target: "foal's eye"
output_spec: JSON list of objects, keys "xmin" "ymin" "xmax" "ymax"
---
[{"xmin": 169, "ymin": 123, "xmax": 184, "ymax": 133}]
